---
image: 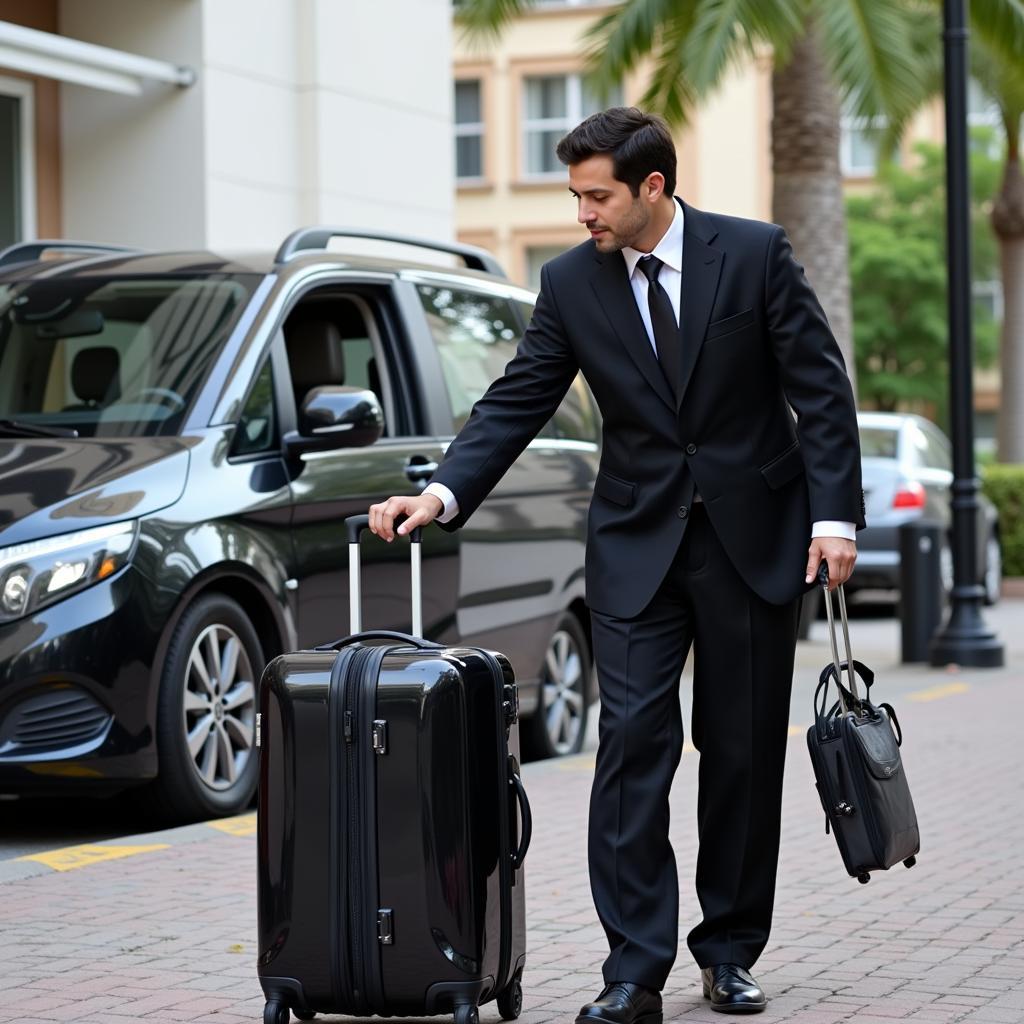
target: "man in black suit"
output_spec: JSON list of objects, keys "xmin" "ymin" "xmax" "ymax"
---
[{"xmin": 369, "ymin": 108, "xmax": 862, "ymax": 1018}]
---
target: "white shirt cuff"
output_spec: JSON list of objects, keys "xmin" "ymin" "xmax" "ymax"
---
[
  {"xmin": 423, "ymin": 482, "xmax": 459, "ymax": 524},
  {"xmin": 811, "ymin": 520, "xmax": 857, "ymax": 541}
]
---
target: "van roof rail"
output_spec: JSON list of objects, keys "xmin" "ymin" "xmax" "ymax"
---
[
  {"xmin": 0, "ymin": 240, "xmax": 140, "ymax": 269},
  {"xmin": 274, "ymin": 227, "xmax": 506, "ymax": 278}
]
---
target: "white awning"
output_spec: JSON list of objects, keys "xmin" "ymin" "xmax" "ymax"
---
[{"xmin": 0, "ymin": 20, "xmax": 195, "ymax": 96}]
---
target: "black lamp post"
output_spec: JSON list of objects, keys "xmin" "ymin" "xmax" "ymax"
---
[{"xmin": 929, "ymin": 0, "xmax": 1004, "ymax": 667}]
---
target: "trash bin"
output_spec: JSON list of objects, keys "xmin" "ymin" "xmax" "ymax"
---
[{"xmin": 899, "ymin": 520, "xmax": 945, "ymax": 662}]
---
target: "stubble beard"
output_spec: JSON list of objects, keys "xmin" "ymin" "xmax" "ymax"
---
[{"xmin": 593, "ymin": 198, "xmax": 650, "ymax": 254}]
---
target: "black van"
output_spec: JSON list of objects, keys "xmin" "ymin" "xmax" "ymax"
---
[{"xmin": 0, "ymin": 231, "xmax": 599, "ymax": 819}]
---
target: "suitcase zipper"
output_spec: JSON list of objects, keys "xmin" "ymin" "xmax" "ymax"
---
[
  {"xmin": 841, "ymin": 716, "xmax": 887, "ymax": 865},
  {"xmin": 485, "ymin": 654, "xmax": 515, "ymax": 996}
]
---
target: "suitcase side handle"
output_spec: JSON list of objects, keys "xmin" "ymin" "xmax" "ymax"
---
[
  {"xmin": 344, "ymin": 513, "xmax": 424, "ymax": 637},
  {"xmin": 510, "ymin": 768, "xmax": 533, "ymax": 871}
]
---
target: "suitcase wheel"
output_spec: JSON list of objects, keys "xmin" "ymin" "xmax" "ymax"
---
[
  {"xmin": 904, "ymin": 856, "xmax": 917, "ymax": 869},
  {"xmin": 263, "ymin": 1001, "xmax": 290, "ymax": 1024},
  {"xmin": 857, "ymin": 872, "xmax": 871, "ymax": 884},
  {"xmin": 497, "ymin": 978, "xmax": 524, "ymax": 1021},
  {"xmin": 454, "ymin": 1004, "xmax": 480, "ymax": 1024}
]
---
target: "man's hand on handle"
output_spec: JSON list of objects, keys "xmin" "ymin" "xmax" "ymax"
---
[
  {"xmin": 806, "ymin": 537, "xmax": 857, "ymax": 592},
  {"xmin": 369, "ymin": 494, "xmax": 444, "ymax": 542}
]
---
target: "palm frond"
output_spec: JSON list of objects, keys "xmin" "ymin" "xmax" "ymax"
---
[
  {"xmin": 581, "ymin": 0, "xmax": 692, "ymax": 90},
  {"xmin": 964, "ymin": 0, "xmax": 1024, "ymax": 73},
  {"xmin": 454, "ymin": 0, "xmax": 536, "ymax": 44},
  {"xmin": 816, "ymin": 0, "xmax": 926, "ymax": 126}
]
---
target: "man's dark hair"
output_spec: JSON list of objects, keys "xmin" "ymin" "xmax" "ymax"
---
[{"xmin": 556, "ymin": 106, "xmax": 677, "ymax": 197}]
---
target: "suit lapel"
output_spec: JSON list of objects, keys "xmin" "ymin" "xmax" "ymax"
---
[
  {"xmin": 676, "ymin": 202, "xmax": 723, "ymax": 409},
  {"xmin": 590, "ymin": 251, "xmax": 676, "ymax": 412}
]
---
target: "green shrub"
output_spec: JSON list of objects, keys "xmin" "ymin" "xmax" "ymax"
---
[{"xmin": 983, "ymin": 465, "xmax": 1024, "ymax": 577}]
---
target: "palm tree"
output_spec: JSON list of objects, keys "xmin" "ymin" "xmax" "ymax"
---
[
  {"xmin": 979, "ymin": 48, "xmax": 1024, "ymax": 462},
  {"xmin": 457, "ymin": 0, "xmax": 1024, "ymax": 402},
  {"xmin": 888, "ymin": 14, "xmax": 1024, "ymax": 460}
]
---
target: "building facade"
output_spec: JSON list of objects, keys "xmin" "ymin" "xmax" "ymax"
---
[{"xmin": 0, "ymin": 0, "xmax": 454, "ymax": 253}]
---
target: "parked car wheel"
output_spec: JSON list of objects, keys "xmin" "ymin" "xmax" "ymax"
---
[
  {"xmin": 524, "ymin": 612, "xmax": 590, "ymax": 760},
  {"xmin": 154, "ymin": 593, "xmax": 262, "ymax": 820},
  {"xmin": 984, "ymin": 531, "xmax": 1002, "ymax": 605}
]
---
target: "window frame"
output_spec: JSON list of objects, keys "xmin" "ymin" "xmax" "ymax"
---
[{"xmin": 454, "ymin": 78, "xmax": 485, "ymax": 185}]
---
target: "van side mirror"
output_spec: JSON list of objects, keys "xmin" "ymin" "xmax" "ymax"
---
[{"xmin": 283, "ymin": 386, "xmax": 384, "ymax": 457}]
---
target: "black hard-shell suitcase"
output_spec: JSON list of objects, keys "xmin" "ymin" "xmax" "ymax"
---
[
  {"xmin": 257, "ymin": 514, "xmax": 531, "ymax": 1024},
  {"xmin": 806, "ymin": 566, "xmax": 920, "ymax": 884}
]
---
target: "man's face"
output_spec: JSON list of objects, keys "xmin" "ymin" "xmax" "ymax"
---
[{"xmin": 568, "ymin": 155, "xmax": 652, "ymax": 254}]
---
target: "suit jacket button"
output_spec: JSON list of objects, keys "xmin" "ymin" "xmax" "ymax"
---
[
  {"xmin": 678, "ymin": 505, "xmax": 689, "ymax": 519},
  {"xmin": 685, "ymin": 443, "xmax": 697, "ymax": 455}
]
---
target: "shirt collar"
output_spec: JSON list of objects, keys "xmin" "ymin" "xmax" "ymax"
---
[{"xmin": 622, "ymin": 199, "xmax": 684, "ymax": 279}]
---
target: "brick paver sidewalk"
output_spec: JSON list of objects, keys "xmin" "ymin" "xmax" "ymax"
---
[{"xmin": 2, "ymin": 610, "xmax": 1022, "ymax": 1024}]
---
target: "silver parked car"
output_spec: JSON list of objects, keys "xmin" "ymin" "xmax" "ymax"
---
[{"xmin": 852, "ymin": 412, "xmax": 1001, "ymax": 604}]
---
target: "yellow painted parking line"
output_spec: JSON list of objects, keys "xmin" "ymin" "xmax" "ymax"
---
[
  {"xmin": 906, "ymin": 681, "xmax": 970, "ymax": 702},
  {"xmin": 208, "ymin": 813, "xmax": 257, "ymax": 836},
  {"xmin": 18, "ymin": 842, "xmax": 169, "ymax": 873}
]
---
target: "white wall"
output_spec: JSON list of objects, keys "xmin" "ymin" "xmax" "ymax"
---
[
  {"xmin": 58, "ymin": 0, "xmax": 454, "ymax": 252},
  {"xmin": 58, "ymin": 0, "xmax": 207, "ymax": 249}
]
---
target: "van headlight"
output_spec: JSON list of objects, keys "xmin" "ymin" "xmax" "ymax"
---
[{"xmin": 0, "ymin": 520, "xmax": 139, "ymax": 623}]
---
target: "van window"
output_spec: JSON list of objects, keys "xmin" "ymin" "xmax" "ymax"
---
[
  {"xmin": 233, "ymin": 359, "xmax": 277, "ymax": 456},
  {"xmin": 0, "ymin": 275, "xmax": 258, "ymax": 437}
]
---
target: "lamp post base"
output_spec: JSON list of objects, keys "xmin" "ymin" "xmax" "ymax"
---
[{"xmin": 929, "ymin": 588, "xmax": 1005, "ymax": 667}]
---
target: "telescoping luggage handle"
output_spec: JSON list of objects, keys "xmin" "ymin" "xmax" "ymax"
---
[
  {"xmin": 345, "ymin": 514, "xmax": 423, "ymax": 638},
  {"xmin": 817, "ymin": 562, "xmax": 860, "ymax": 713}
]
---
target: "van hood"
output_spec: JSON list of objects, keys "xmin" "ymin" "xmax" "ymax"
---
[{"xmin": 0, "ymin": 436, "xmax": 191, "ymax": 548}]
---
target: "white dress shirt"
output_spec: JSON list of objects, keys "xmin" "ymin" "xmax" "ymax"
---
[{"xmin": 426, "ymin": 202, "xmax": 855, "ymax": 541}]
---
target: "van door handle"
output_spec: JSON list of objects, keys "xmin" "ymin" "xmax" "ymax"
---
[{"xmin": 405, "ymin": 461, "xmax": 438, "ymax": 482}]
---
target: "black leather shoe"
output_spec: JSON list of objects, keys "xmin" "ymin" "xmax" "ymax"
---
[
  {"xmin": 701, "ymin": 965, "xmax": 766, "ymax": 1014},
  {"xmin": 575, "ymin": 982, "xmax": 663, "ymax": 1024}
]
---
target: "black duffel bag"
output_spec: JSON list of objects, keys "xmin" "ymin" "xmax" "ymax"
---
[{"xmin": 806, "ymin": 565, "xmax": 921, "ymax": 884}]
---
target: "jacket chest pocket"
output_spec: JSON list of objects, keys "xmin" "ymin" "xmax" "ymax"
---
[{"xmin": 705, "ymin": 307, "xmax": 755, "ymax": 341}]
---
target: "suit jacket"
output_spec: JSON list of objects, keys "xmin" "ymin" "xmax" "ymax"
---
[{"xmin": 430, "ymin": 199, "xmax": 864, "ymax": 619}]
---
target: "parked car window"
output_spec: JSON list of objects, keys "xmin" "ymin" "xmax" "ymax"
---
[
  {"xmin": 514, "ymin": 299, "xmax": 598, "ymax": 442},
  {"xmin": 416, "ymin": 284, "xmax": 526, "ymax": 432},
  {"xmin": 920, "ymin": 423, "xmax": 953, "ymax": 471},
  {"xmin": 859, "ymin": 426, "xmax": 898, "ymax": 459},
  {"xmin": 233, "ymin": 358, "xmax": 276, "ymax": 456},
  {"xmin": 0, "ymin": 275, "xmax": 258, "ymax": 438}
]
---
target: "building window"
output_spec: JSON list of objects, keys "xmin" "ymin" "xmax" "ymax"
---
[
  {"xmin": 0, "ymin": 75, "xmax": 36, "ymax": 249},
  {"xmin": 973, "ymin": 279, "xmax": 1003, "ymax": 324},
  {"xmin": 840, "ymin": 111, "xmax": 888, "ymax": 178},
  {"xmin": 522, "ymin": 74, "xmax": 621, "ymax": 178},
  {"xmin": 525, "ymin": 244, "xmax": 569, "ymax": 290},
  {"xmin": 455, "ymin": 79, "xmax": 484, "ymax": 182}
]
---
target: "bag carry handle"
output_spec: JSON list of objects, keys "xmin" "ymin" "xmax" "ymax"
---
[
  {"xmin": 510, "ymin": 768, "xmax": 533, "ymax": 871},
  {"xmin": 344, "ymin": 514, "xmax": 424, "ymax": 638},
  {"xmin": 817, "ymin": 562, "xmax": 859, "ymax": 712}
]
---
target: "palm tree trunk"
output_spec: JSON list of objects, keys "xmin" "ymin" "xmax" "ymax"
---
[
  {"xmin": 993, "ymin": 152, "xmax": 1024, "ymax": 462},
  {"xmin": 770, "ymin": 25, "xmax": 857, "ymax": 398}
]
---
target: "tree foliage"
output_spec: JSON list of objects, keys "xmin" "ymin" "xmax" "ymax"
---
[{"xmin": 848, "ymin": 131, "xmax": 1002, "ymax": 424}]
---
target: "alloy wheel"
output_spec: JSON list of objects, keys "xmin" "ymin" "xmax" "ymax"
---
[
  {"xmin": 542, "ymin": 628, "xmax": 585, "ymax": 756},
  {"xmin": 182, "ymin": 623, "xmax": 257, "ymax": 791}
]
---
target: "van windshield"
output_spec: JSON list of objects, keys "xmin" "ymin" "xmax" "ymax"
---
[{"xmin": 0, "ymin": 274, "xmax": 259, "ymax": 438}]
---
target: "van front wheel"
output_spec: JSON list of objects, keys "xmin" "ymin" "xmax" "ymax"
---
[{"xmin": 153, "ymin": 594, "xmax": 262, "ymax": 821}]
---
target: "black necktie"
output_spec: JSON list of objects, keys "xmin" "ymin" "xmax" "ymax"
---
[{"xmin": 637, "ymin": 255, "xmax": 681, "ymax": 402}]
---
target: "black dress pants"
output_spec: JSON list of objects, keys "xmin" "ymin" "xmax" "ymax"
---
[{"xmin": 587, "ymin": 503, "xmax": 799, "ymax": 991}]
